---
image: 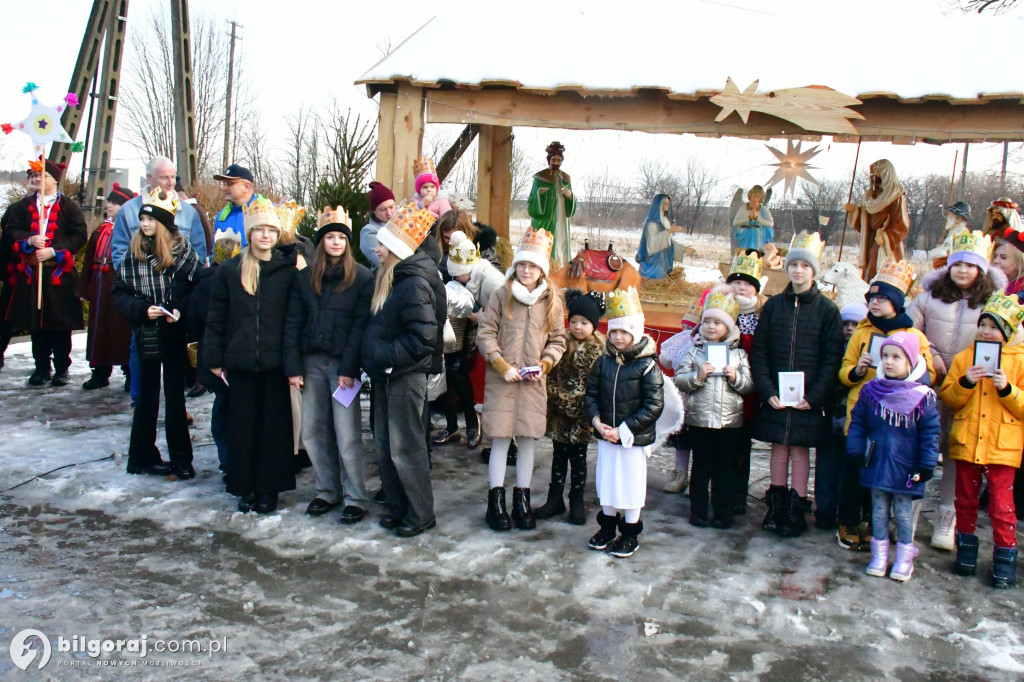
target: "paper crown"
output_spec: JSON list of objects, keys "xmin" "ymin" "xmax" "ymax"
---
[
  {"xmin": 275, "ymin": 199, "xmax": 305, "ymax": 235},
  {"xmin": 212, "ymin": 237, "xmax": 241, "ymax": 264},
  {"xmin": 704, "ymin": 288, "xmax": 740, "ymax": 321},
  {"xmin": 448, "ymin": 238, "xmax": 481, "ymax": 269},
  {"xmin": 242, "ymin": 196, "xmax": 281, "ymax": 232},
  {"xmin": 517, "ymin": 227, "xmax": 553, "ymax": 256},
  {"xmin": 983, "ymin": 291, "xmax": 1024, "ymax": 338},
  {"xmin": 413, "ymin": 156, "xmax": 436, "ymax": 177},
  {"xmin": 949, "ymin": 226, "xmax": 992, "ymax": 261},
  {"xmin": 385, "ymin": 201, "xmax": 436, "ymax": 251},
  {"xmin": 142, "ymin": 187, "xmax": 179, "ymax": 215},
  {"xmin": 318, "ymin": 205, "xmax": 350, "ymax": 229},
  {"xmin": 788, "ymin": 231, "xmax": 824, "ymax": 260},
  {"xmin": 729, "ymin": 250, "xmax": 763, "ymax": 282},
  {"xmin": 872, "ymin": 259, "xmax": 916, "ymax": 294},
  {"xmin": 606, "ymin": 287, "xmax": 643, "ymax": 320},
  {"xmin": 681, "ymin": 302, "xmax": 702, "ymax": 328}
]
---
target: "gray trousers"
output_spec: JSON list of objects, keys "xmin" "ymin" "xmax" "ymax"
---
[
  {"xmin": 302, "ymin": 354, "xmax": 367, "ymax": 509},
  {"xmin": 374, "ymin": 372, "xmax": 434, "ymax": 528}
]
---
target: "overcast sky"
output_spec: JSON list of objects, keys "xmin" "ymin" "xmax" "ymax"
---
[{"xmin": 1, "ymin": 0, "xmax": 1021, "ymax": 201}]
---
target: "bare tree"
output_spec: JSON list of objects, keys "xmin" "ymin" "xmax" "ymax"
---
[
  {"xmin": 674, "ymin": 158, "xmax": 719, "ymax": 235},
  {"xmin": 794, "ymin": 178, "xmax": 846, "ymax": 243},
  {"xmin": 956, "ymin": 0, "xmax": 1018, "ymax": 12},
  {"xmin": 235, "ymin": 111, "xmax": 279, "ymax": 196},
  {"xmin": 634, "ymin": 159, "xmax": 684, "ymax": 206}
]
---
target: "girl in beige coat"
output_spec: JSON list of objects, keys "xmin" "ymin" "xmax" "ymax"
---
[{"xmin": 477, "ymin": 228, "xmax": 567, "ymax": 531}]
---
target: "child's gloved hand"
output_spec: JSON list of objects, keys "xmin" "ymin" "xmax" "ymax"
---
[{"xmin": 911, "ymin": 468, "xmax": 934, "ymax": 483}]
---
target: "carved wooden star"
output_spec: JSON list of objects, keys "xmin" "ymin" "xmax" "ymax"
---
[{"xmin": 711, "ymin": 77, "xmax": 864, "ymax": 135}]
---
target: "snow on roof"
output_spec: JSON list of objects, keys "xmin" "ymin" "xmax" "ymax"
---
[{"xmin": 357, "ymin": 5, "xmax": 1024, "ymax": 103}]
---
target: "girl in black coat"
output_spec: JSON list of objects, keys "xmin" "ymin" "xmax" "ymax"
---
[
  {"xmin": 284, "ymin": 211, "xmax": 374, "ymax": 521},
  {"xmin": 362, "ymin": 203, "xmax": 439, "ymax": 538},
  {"xmin": 204, "ymin": 199, "xmax": 298, "ymax": 514},
  {"xmin": 112, "ymin": 189, "xmax": 201, "ymax": 479},
  {"xmin": 750, "ymin": 235, "xmax": 843, "ymax": 538}
]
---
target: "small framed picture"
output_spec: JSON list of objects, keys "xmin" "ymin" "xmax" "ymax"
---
[
  {"xmin": 973, "ymin": 340, "xmax": 1002, "ymax": 377},
  {"xmin": 866, "ymin": 333, "xmax": 887, "ymax": 368},
  {"xmin": 778, "ymin": 371, "xmax": 805, "ymax": 407},
  {"xmin": 706, "ymin": 343, "xmax": 729, "ymax": 375}
]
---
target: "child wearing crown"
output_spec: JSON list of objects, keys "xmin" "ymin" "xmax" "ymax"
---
[
  {"xmin": 675, "ymin": 286, "xmax": 753, "ymax": 529},
  {"xmin": 113, "ymin": 188, "xmax": 202, "ymax": 480},
  {"xmin": 939, "ymin": 292, "xmax": 1024, "ymax": 588},
  {"xmin": 750, "ymin": 232, "xmax": 843, "ymax": 539},
  {"xmin": 413, "ymin": 157, "xmax": 453, "ymax": 220},
  {"xmin": 847, "ymin": 332, "xmax": 940, "ymax": 582},
  {"xmin": 907, "ymin": 227, "xmax": 1006, "ymax": 550},
  {"xmin": 477, "ymin": 227, "xmax": 566, "ymax": 531},
  {"xmin": 584, "ymin": 287, "xmax": 669, "ymax": 557}
]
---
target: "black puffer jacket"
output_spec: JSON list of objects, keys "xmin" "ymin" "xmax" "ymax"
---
[
  {"xmin": 203, "ymin": 249, "xmax": 298, "ymax": 372},
  {"xmin": 584, "ymin": 335, "xmax": 665, "ymax": 447},
  {"xmin": 361, "ymin": 249, "xmax": 438, "ymax": 382},
  {"xmin": 418, "ymin": 234, "xmax": 448, "ymax": 375},
  {"xmin": 750, "ymin": 283, "xmax": 843, "ymax": 446},
  {"xmin": 283, "ymin": 262, "xmax": 373, "ymax": 378}
]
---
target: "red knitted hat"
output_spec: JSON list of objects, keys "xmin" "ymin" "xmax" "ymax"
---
[
  {"xmin": 106, "ymin": 183, "xmax": 137, "ymax": 206},
  {"xmin": 368, "ymin": 181, "xmax": 395, "ymax": 211}
]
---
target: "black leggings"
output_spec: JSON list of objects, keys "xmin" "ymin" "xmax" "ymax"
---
[{"xmin": 440, "ymin": 353, "xmax": 478, "ymax": 432}]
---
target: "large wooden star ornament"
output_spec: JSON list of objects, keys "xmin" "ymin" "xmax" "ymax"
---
[{"xmin": 711, "ymin": 78, "xmax": 864, "ymax": 135}]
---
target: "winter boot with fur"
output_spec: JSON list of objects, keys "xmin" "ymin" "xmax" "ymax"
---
[
  {"xmin": 866, "ymin": 538, "xmax": 890, "ymax": 577},
  {"xmin": 889, "ymin": 542, "xmax": 919, "ymax": 582},
  {"xmin": 510, "ymin": 487, "xmax": 537, "ymax": 530},
  {"xmin": 776, "ymin": 488, "xmax": 808, "ymax": 538},
  {"xmin": 610, "ymin": 519, "xmax": 643, "ymax": 558},
  {"xmin": 931, "ymin": 504, "xmax": 956, "ymax": 551},
  {"xmin": 535, "ymin": 446, "xmax": 568, "ymax": 519},
  {"xmin": 485, "ymin": 487, "xmax": 512, "ymax": 531},
  {"xmin": 762, "ymin": 485, "xmax": 787, "ymax": 533},
  {"xmin": 992, "ymin": 546, "xmax": 1018, "ymax": 589},
  {"xmin": 589, "ymin": 511, "xmax": 619, "ymax": 550},
  {"xmin": 953, "ymin": 532, "xmax": 980, "ymax": 576}
]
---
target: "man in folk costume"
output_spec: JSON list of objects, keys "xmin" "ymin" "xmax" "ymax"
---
[
  {"xmin": 984, "ymin": 197, "xmax": 1024, "ymax": 240},
  {"xmin": 928, "ymin": 201, "xmax": 971, "ymax": 269},
  {"xmin": 0, "ymin": 160, "xmax": 87, "ymax": 386},
  {"xmin": 844, "ymin": 159, "xmax": 910, "ymax": 282},
  {"xmin": 77, "ymin": 183, "xmax": 137, "ymax": 390},
  {"xmin": 528, "ymin": 141, "xmax": 577, "ymax": 268}
]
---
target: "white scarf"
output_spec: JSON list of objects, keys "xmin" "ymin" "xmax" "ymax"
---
[
  {"xmin": 735, "ymin": 293, "xmax": 758, "ymax": 315},
  {"xmin": 511, "ymin": 278, "xmax": 547, "ymax": 306}
]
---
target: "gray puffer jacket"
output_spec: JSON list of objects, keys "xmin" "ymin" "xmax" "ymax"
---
[{"xmin": 674, "ymin": 328, "xmax": 753, "ymax": 429}]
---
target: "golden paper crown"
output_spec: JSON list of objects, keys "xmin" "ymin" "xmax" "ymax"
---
[
  {"xmin": 729, "ymin": 250, "xmax": 763, "ymax": 281},
  {"xmin": 982, "ymin": 291, "xmax": 1024, "ymax": 337},
  {"xmin": 872, "ymin": 259, "xmax": 916, "ymax": 294},
  {"xmin": 275, "ymin": 199, "xmax": 305, "ymax": 235},
  {"xmin": 681, "ymin": 302, "xmax": 702, "ymax": 328},
  {"xmin": 704, "ymin": 288, "xmax": 740, "ymax": 321},
  {"xmin": 517, "ymin": 227, "xmax": 553, "ymax": 256},
  {"xmin": 449, "ymin": 239, "xmax": 481, "ymax": 268},
  {"xmin": 386, "ymin": 201, "xmax": 436, "ymax": 251},
  {"xmin": 212, "ymin": 237, "xmax": 241, "ymax": 264},
  {"xmin": 606, "ymin": 287, "xmax": 643, "ymax": 320},
  {"xmin": 949, "ymin": 227, "xmax": 992, "ymax": 261},
  {"xmin": 142, "ymin": 188, "xmax": 180, "ymax": 215},
  {"xmin": 317, "ymin": 205, "xmax": 350, "ymax": 229},
  {"xmin": 413, "ymin": 156, "xmax": 436, "ymax": 177},
  {"xmin": 243, "ymin": 196, "xmax": 281, "ymax": 232},
  {"xmin": 788, "ymin": 231, "xmax": 825, "ymax": 261}
]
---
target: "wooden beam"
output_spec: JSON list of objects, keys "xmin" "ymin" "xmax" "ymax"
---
[
  {"xmin": 436, "ymin": 123, "xmax": 479, "ymax": 183},
  {"xmin": 374, "ymin": 92, "xmax": 397, "ymax": 187},
  {"xmin": 426, "ymin": 89, "xmax": 1024, "ymax": 143},
  {"xmin": 389, "ymin": 83, "xmax": 425, "ymax": 201},
  {"xmin": 476, "ymin": 125, "xmax": 512, "ymax": 240}
]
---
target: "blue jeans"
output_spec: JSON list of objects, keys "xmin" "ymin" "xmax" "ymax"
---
[
  {"xmin": 129, "ymin": 334, "xmax": 141, "ymax": 404},
  {"xmin": 211, "ymin": 391, "xmax": 229, "ymax": 469},
  {"xmin": 872, "ymin": 489, "xmax": 914, "ymax": 544}
]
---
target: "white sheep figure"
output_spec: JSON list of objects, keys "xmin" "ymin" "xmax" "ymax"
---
[{"xmin": 820, "ymin": 261, "xmax": 870, "ymax": 309}]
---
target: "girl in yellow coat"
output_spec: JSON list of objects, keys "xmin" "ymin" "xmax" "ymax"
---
[{"xmin": 939, "ymin": 291, "xmax": 1024, "ymax": 589}]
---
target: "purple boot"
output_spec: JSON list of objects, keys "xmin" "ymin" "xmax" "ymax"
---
[
  {"xmin": 890, "ymin": 542, "xmax": 919, "ymax": 582},
  {"xmin": 866, "ymin": 538, "xmax": 889, "ymax": 577}
]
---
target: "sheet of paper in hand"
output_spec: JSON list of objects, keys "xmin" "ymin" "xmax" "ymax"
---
[
  {"xmin": 157, "ymin": 305, "xmax": 180, "ymax": 321},
  {"xmin": 332, "ymin": 378, "xmax": 364, "ymax": 408},
  {"xmin": 778, "ymin": 371, "xmax": 805, "ymax": 407},
  {"xmin": 706, "ymin": 343, "xmax": 730, "ymax": 375},
  {"xmin": 867, "ymin": 333, "xmax": 886, "ymax": 368},
  {"xmin": 973, "ymin": 340, "xmax": 1002, "ymax": 377}
]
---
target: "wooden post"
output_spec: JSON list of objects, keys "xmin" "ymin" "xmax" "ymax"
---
[
  {"xmin": 382, "ymin": 83, "xmax": 424, "ymax": 202},
  {"xmin": 375, "ymin": 91, "xmax": 397, "ymax": 187},
  {"xmin": 476, "ymin": 125, "xmax": 512, "ymax": 240}
]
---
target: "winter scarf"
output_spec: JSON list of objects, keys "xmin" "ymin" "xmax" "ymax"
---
[
  {"xmin": 735, "ymin": 293, "xmax": 759, "ymax": 315},
  {"xmin": 859, "ymin": 377, "xmax": 935, "ymax": 427},
  {"xmin": 868, "ymin": 311, "xmax": 914, "ymax": 334},
  {"xmin": 117, "ymin": 238, "xmax": 199, "ymax": 307},
  {"xmin": 511, "ymin": 278, "xmax": 547, "ymax": 306}
]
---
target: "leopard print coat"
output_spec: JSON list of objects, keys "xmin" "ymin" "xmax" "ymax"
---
[{"xmin": 546, "ymin": 332, "xmax": 606, "ymax": 444}]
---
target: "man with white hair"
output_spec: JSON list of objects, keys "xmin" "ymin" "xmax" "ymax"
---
[{"xmin": 110, "ymin": 156, "xmax": 208, "ymax": 268}]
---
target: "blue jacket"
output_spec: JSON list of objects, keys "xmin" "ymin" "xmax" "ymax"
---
[
  {"xmin": 213, "ymin": 194, "xmax": 263, "ymax": 247},
  {"xmin": 847, "ymin": 382, "xmax": 941, "ymax": 498},
  {"xmin": 111, "ymin": 195, "xmax": 208, "ymax": 268}
]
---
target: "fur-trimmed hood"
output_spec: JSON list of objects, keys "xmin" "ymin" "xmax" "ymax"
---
[{"xmin": 917, "ymin": 263, "xmax": 1007, "ymax": 293}]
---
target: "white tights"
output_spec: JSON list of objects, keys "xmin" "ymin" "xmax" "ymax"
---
[
  {"xmin": 603, "ymin": 505, "xmax": 641, "ymax": 524},
  {"xmin": 488, "ymin": 437, "xmax": 535, "ymax": 489}
]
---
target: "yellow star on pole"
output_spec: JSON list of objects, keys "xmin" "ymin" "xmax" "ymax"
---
[{"xmin": 765, "ymin": 140, "xmax": 821, "ymax": 198}]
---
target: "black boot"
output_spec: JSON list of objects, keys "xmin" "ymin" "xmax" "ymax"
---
[
  {"xmin": 993, "ymin": 546, "xmax": 1018, "ymax": 589},
  {"xmin": 511, "ymin": 487, "xmax": 536, "ymax": 530},
  {"xmin": 567, "ymin": 444, "xmax": 588, "ymax": 525},
  {"xmin": 589, "ymin": 511, "xmax": 619, "ymax": 550},
  {"xmin": 535, "ymin": 443, "xmax": 569, "ymax": 519},
  {"xmin": 567, "ymin": 490, "xmax": 587, "ymax": 526},
  {"xmin": 954, "ymin": 532, "xmax": 980, "ymax": 576},
  {"xmin": 485, "ymin": 487, "xmax": 512, "ymax": 531},
  {"xmin": 762, "ymin": 485, "xmax": 786, "ymax": 532},
  {"xmin": 610, "ymin": 519, "xmax": 643, "ymax": 558},
  {"xmin": 777, "ymin": 488, "xmax": 808, "ymax": 538},
  {"xmin": 83, "ymin": 368, "xmax": 110, "ymax": 390}
]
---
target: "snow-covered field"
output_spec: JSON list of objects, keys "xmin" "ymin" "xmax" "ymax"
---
[{"xmin": 1, "ymin": 335, "xmax": 1023, "ymax": 680}]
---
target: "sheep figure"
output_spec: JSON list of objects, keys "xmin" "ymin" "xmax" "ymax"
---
[{"xmin": 820, "ymin": 261, "xmax": 870, "ymax": 309}]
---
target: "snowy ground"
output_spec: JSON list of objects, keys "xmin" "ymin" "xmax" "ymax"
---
[{"xmin": 1, "ymin": 335, "xmax": 1024, "ymax": 680}]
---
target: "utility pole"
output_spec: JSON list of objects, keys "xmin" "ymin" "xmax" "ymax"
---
[
  {"xmin": 958, "ymin": 142, "xmax": 969, "ymax": 201},
  {"xmin": 169, "ymin": 0, "xmax": 197, "ymax": 185},
  {"xmin": 1002, "ymin": 141, "xmax": 1009, "ymax": 194},
  {"xmin": 222, "ymin": 20, "xmax": 241, "ymax": 170}
]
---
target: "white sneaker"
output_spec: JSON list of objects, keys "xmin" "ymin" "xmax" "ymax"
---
[
  {"xmin": 930, "ymin": 504, "xmax": 956, "ymax": 551},
  {"xmin": 663, "ymin": 469, "xmax": 688, "ymax": 493}
]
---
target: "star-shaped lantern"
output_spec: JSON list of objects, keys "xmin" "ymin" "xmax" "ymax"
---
[
  {"xmin": 1, "ymin": 83, "xmax": 83, "ymax": 157},
  {"xmin": 764, "ymin": 140, "xmax": 821, "ymax": 198}
]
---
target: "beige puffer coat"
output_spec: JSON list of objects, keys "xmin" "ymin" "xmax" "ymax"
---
[
  {"xmin": 477, "ymin": 282, "xmax": 567, "ymax": 438},
  {"xmin": 674, "ymin": 328, "xmax": 753, "ymax": 429}
]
